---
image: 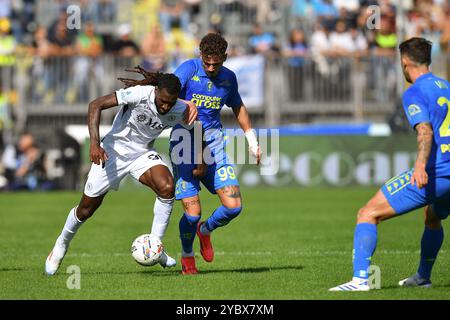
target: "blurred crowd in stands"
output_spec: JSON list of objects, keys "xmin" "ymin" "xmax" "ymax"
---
[
  {"xmin": 0, "ymin": 0, "xmax": 448, "ymax": 111},
  {"xmin": 0, "ymin": 1, "xmax": 449, "ymax": 69},
  {"xmin": 1, "ymin": 0, "xmax": 450, "ymax": 191}
]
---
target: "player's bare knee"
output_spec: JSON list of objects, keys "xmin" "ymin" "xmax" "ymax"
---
[
  {"xmin": 156, "ymin": 181, "xmax": 175, "ymax": 199},
  {"xmin": 76, "ymin": 205, "xmax": 95, "ymax": 221},
  {"xmin": 357, "ymin": 206, "xmax": 373, "ymax": 223},
  {"xmin": 182, "ymin": 199, "xmax": 201, "ymax": 216}
]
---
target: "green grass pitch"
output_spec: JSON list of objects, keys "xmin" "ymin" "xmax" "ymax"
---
[{"xmin": 1, "ymin": 186, "xmax": 450, "ymax": 300}]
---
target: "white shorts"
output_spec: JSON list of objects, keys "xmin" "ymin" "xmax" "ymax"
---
[{"xmin": 84, "ymin": 149, "xmax": 167, "ymax": 197}]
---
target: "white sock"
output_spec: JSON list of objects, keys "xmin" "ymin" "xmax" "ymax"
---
[
  {"xmin": 151, "ymin": 196, "xmax": 174, "ymax": 241},
  {"xmin": 58, "ymin": 206, "xmax": 83, "ymax": 247},
  {"xmin": 200, "ymin": 223, "xmax": 211, "ymax": 235}
]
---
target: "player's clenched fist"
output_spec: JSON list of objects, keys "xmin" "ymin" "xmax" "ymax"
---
[
  {"xmin": 90, "ymin": 143, "xmax": 109, "ymax": 167},
  {"xmin": 183, "ymin": 100, "xmax": 198, "ymax": 126}
]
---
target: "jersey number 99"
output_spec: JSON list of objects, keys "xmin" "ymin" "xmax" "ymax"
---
[{"xmin": 217, "ymin": 166, "xmax": 236, "ymax": 181}]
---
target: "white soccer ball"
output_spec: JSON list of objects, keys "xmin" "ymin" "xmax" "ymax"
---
[{"xmin": 131, "ymin": 234, "xmax": 163, "ymax": 266}]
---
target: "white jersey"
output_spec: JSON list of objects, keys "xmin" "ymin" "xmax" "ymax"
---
[{"xmin": 102, "ymin": 85, "xmax": 187, "ymax": 158}]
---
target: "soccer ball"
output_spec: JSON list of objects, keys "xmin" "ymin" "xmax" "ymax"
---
[{"xmin": 131, "ymin": 234, "xmax": 163, "ymax": 266}]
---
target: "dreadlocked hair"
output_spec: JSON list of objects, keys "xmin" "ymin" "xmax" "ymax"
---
[
  {"xmin": 199, "ymin": 33, "xmax": 228, "ymax": 57},
  {"xmin": 145, "ymin": 72, "xmax": 181, "ymax": 96}
]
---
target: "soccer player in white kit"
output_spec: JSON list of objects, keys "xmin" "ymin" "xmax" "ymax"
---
[{"xmin": 45, "ymin": 73, "xmax": 198, "ymax": 275}]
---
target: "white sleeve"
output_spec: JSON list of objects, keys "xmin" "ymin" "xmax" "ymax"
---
[{"xmin": 115, "ymin": 85, "xmax": 152, "ymax": 106}]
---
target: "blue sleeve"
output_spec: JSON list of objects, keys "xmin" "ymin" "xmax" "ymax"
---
[
  {"xmin": 174, "ymin": 60, "xmax": 195, "ymax": 91},
  {"xmin": 226, "ymin": 72, "xmax": 243, "ymax": 109},
  {"xmin": 402, "ymin": 86, "xmax": 429, "ymax": 128}
]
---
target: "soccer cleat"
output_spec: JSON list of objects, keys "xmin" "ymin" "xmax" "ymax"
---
[
  {"xmin": 181, "ymin": 256, "xmax": 198, "ymax": 275},
  {"xmin": 399, "ymin": 273, "xmax": 432, "ymax": 288},
  {"xmin": 158, "ymin": 251, "xmax": 177, "ymax": 268},
  {"xmin": 329, "ymin": 277, "xmax": 371, "ymax": 291},
  {"xmin": 45, "ymin": 237, "xmax": 68, "ymax": 276},
  {"xmin": 196, "ymin": 222, "xmax": 214, "ymax": 262}
]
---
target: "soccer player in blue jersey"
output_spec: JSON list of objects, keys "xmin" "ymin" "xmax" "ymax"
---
[
  {"xmin": 330, "ymin": 37, "xmax": 450, "ymax": 291},
  {"xmin": 121, "ymin": 33, "xmax": 261, "ymax": 274}
]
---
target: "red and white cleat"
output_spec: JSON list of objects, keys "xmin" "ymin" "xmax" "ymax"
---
[
  {"xmin": 196, "ymin": 222, "xmax": 214, "ymax": 263},
  {"xmin": 181, "ymin": 256, "xmax": 198, "ymax": 275}
]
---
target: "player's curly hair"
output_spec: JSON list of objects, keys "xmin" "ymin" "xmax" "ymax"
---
[
  {"xmin": 199, "ymin": 33, "xmax": 228, "ymax": 57},
  {"xmin": 144, "ymin": 72, "xmax": 181, "ymax": 96}
]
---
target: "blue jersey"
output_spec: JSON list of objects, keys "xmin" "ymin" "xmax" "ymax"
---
[
  {"xmin": 173, "ymin": 58, "xmax": 243, "ymax": 133},
  {"xmin": 170, "ymin": 59, "xmax": 242, "ymax": 199},
  {"xmin": 402, "ymin": 73, "xmax": 450, "ymax": 177}
]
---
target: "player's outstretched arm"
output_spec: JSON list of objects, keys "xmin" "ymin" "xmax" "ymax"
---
[
  {"xmin": 411, "ymin": 122, "xmax": 433, "ymax": 188},
  {"xmin": 232, "ymin": 104, "xmax": 262, "ymax": 165},
  {"xmin": 88, "ymin": 93, "xmax": 118, "ymax": 167}
]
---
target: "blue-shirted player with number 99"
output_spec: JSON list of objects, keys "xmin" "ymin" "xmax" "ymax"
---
[
  {"xmin": 122, "ymin": 33, "xmax": 262, "ymax": 274},
  {"xmin": 330, "ymin": 37, "xmax": 450, "ymax": 291},
  {"xmin": 172, "ymin": 33, "xmax": 262, "ymax": 274}
]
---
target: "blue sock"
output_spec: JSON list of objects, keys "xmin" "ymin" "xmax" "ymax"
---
[
  {"xmin": 353, "ymin": 223, "xmax": 378, "ymax": 279},
  {"xmin": 418, "ymin": 226, "xmax": 444, "ymax": 280},
  {"xmin": 205, "ymin": 206, "xmax": 242, "ymax": 232},
  {"xmin": 179, "ymin": 213, "xmax": 201, "ymax": 254}
]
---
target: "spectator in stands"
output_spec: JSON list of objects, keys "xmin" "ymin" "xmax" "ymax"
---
[
  {"xmin": 329, "ymin": 19, "xmax": 353, "ymax": 56},
  {"xmin": 371, "ymin": 16, "xmax": 397, "ymax": 103},
  {"xmin": 373, "ymin": 16, "xmax": 397, "ymax": 56},
  {"xmin": 75, "ymin": 21, "xmax": 103, "ymax": 58},
  {"xmin": 248, "ymin": 23, "xmax": 277, "ymax": 56},
  {"xmin": 111, "ymin": 23, "xmax": 140, "ymax": 58},
  {"xmin": 0, "ymin": 17, "xmax": 16, "ymax": 67},
  {"xmin": 46, "ymin": 12, "xmax": 77, "ymax": 104},
  {"xmin": 7, "ymin": 133, "xmax": 53, "ymax": 191},
  {"xmin": 165, "ymin": 28, "xmax": 197, "ymax": 71},
  {"xmin": 414, "ymin": 11, "xmax": 442, "ymax": 55},
  {"xmin": 47, "ymin": 11, "xmax": 77, "ymax": 53},
  {"xmin": 311, "ymin": 21, "xmax": 334, "ymax": 58},
  {"xmin": 141, "ymin": 24, "xmax": 167, "ymax": 72},
  {"xmin": 348, "ymin": 26, "xmax": 369, "ymax": 57},
  {"xmin": 329, "ymin": 20, "xmax": 368, "ymax": 100},
  {"xmin": 330, "ymin": 20, "xmax": 368, "ymax": 57},
  {"xmin": 282, "ymin": 28, "xmax": 308, "ymax": 101},
  {"xmin": 72, "ymin": 21, "xmax": 104, "ymax": 103},
  {"xmin": 310, "ymin": 21, "xmax": 339, "ymax": 100},
  {"xmin": 159, "ymin": 0, "xmax": 190, "ymax": 34},
  {"xmin": 29, "ymin": 25, "xmax": 52, "ymax": 103}
]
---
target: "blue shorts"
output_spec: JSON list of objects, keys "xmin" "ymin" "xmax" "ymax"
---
[
  {"xmin": 173, "ymin": 162, "xmax": 239, "ymax": 200},
  {"xmin": 381, "ymin": 170, "xmax": 450, "ymax": 220}
]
